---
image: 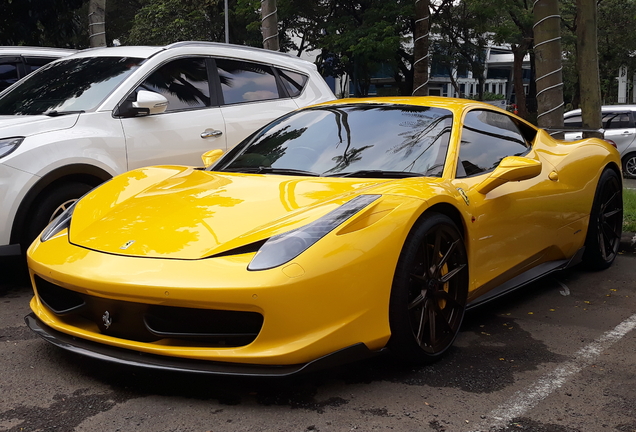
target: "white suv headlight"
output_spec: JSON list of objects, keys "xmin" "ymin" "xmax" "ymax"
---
[{"xmin": 0, "ymin": 137, "xmax": 24, "ymax": 159}]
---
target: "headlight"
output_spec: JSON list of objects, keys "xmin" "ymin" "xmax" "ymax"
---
[
  {"xmin": 40, "ymin": 201, "xmax": 78, "ymax": 242},
  {"xmin": 0, "ymin": 137, "xmax": 24, "ymax": 159},
  {"xmin": 248, "ymin": 194, "xmax": 380, "ymax": 271}
]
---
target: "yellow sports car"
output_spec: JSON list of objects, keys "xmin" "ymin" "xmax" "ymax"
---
[{"xmin": 25, "ymin": 97, "xmax": 623, "ymax": 376}]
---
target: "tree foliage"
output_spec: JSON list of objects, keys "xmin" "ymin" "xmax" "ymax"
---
[
  {"xmin": 0, "ymin": 0, "xmax": 88, "ymax": 48},
  {"xmin": 126, "ymin": 0, "xmax": 261, "ymax": 46},
  {"xmin": 430, "ymin": 0, "xmax": 491, "ymax": 101},
  {"xmin": 561, "ymin": 0, "xmax": 636, "ymax": 107}
]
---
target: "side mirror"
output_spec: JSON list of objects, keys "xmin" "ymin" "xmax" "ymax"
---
[
  {"xmin": 476, "ymin": 156, "xmax": 542, "ymax": 194},
  {"xmin": 201, "ymin": 149, "xmax": 224, "ymax": 168},
  {"xmin": 133, "ymin": 90, "xmax": 169, "ymax": 115}
]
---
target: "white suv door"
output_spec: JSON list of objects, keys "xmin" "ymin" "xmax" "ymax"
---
[
  {"xmin": 215, "ymin": 58, "xmax": 301, "ymax": 148},
  {"xmin": 121, "ymin": 57, "xmax": 312, "ymax": 169},
  {"xmin": 121, "ymin": 57, "xmax": 228, "ymax": 169}
]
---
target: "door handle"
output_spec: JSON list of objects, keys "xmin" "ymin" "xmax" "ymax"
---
[{"xmin": 201, "ymin": 129, "xmax": 223, "ymax": 138}]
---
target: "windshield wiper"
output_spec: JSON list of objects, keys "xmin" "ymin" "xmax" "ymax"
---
[
  {"xmin": 44, "ymin": 110, "xmax": 85, "ymax": 117},
  {"xmin": 326, "ymin": 170, "xmax": 425, "ymax": 179},
  {"xmin": 224, "ymin": 166, "xmax": 320, "ymax": 177}
]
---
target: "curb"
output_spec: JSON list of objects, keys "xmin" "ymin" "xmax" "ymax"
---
[{"xmin": 620, "ymin": 232, "xmax": 636, "ymax": 253}]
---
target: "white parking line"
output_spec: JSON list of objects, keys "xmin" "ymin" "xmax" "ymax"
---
[
  {"xmin": 471, "ymin": 313, "xmax": 636, "ymax": 432},
  {"xmin": 556, "ymin": 279, "xmax": 570, "ymax": 296}
]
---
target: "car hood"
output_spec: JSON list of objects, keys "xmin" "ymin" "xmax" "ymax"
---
[
  {"xmin": 0, "ymin": 114, "xmax": 79, "ymax": 138},
  {"xmin": 69, "ymin": 166, "xmax": 389, "ymax": 259}
]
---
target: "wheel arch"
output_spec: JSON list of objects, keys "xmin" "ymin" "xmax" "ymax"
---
[
  {"xmin": 605, "ymin": 160, "xmax": 622, "ymax": 182},
  {"xmin": 418, "ymin": 202, "xmax": 467, "ymax": 241},
  {"xmin": 10, "ymin": 164, "xmax": 112, "ymax": 245}
]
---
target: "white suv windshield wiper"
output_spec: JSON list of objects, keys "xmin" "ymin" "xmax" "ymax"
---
[{"xmin": 44, "ymin": 110, "xmax": 85, "ymax": 117}]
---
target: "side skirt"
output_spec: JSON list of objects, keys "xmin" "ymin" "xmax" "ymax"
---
[{"xmin": 466, "ymin": 247, "xmax": 585, "ymax": 310}]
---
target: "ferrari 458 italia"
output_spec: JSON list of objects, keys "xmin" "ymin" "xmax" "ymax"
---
[{"xmin": 25, "ymin": 97, "xmax": 623, "ymax": 376}]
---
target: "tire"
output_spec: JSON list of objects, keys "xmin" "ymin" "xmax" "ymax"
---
[
  {"xmin": 622, "ymin": 153, "xmax": 636, "ymax": 178},
  {"xmin": 388, "ymin": 213, "xmax": 468, "ymax": 364},
  {"xmin": 582, "ymin": 168, "xmax": 623, "ymax": 270},
  {"xmin": 21, "ymin": 182, "xmax": 94, "ymax": 249}
]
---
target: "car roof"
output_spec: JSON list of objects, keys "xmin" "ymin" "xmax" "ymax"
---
[
  {"xmin": 0, "ymin": 46, "xmax": 77, "ymax": 57},
  {"xmin": 64, "ymin": 41, "xmax": 318, "ymax": 70},
  {"xmin": 565, "ymin": 105, "xmax": 636, "ymax": 116}
]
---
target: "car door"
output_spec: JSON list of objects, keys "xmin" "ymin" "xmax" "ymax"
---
[
  {"xmin": 600, "ymin": 111, "xmax": 636, "ymax": 156},
  {"xmin": 215, "ymin": 58, "xmax": 300, "ymax": 149},
  {"xmin": 121, "ymin": 56, "xmax": 227, "ymax": 169},
  {"xmin": 451, "ymin": 109, "xmax": 561, "ymax": 293}
]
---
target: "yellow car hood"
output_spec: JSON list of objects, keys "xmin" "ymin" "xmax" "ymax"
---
[{"xmin": 69, "ymin": 166, "xmax": 386, "ymax": 259}]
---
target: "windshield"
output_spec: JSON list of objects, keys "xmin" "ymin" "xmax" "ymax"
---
[
  {"xmin": 0, "ymin": 57, "xmax": 143, "ymax": 115},
  {"xmin": 216, "ymin": 104, "xmax": 453, "ymax": 177}
]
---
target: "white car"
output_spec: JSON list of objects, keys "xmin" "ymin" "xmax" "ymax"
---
[
  {"xmin": 564, "ymin": 106, "xmax": 636, "ymax": 177},
  {"xmin": 0, "ymin": 46, "xmax": 76, "ymax": 91},
  {"xmin": 0, "ymin": 41, "xmax": 335, "ymax": 256}
]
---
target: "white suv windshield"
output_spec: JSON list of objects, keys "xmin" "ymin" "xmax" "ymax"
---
[{"xmin": 0, "ymin": 57, "xmax": 143, "ymax": 115}]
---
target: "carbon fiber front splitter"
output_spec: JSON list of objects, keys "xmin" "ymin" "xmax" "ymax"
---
[{"xmin": 25, "ymin": 313, "xmax": 384, "ymax": 377}]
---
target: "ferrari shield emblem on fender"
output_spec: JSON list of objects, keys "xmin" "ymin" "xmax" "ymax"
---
[
  {"xmin": 457, "ymin": 188, "xmax": 470, "ymax": 206},
  {"xmin": 102, "ymin": 311, "xmax": 112, "ymax": 329}
]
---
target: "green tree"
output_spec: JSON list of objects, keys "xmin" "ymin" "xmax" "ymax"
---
[
  {"xmin": 475, "ymin": 0, "xmax": 534, "ymax": 118},
  {"xmin": 0, "ymin": 0, "xmax": 88, "ymax": 48},
  {"xmin": 126, "ymin": 0, "xmax": 261, "ymax": 45},
  {"xmin": 562, "ymin": 0, "xmax": 636, "ymax": 107},
  {"xmin": 432, "ymin": 0, "xmax": 490, "ymax": 100},
  {"xmin": 316, "ymin": 1, "xmax": 414, "ymax": 97}
]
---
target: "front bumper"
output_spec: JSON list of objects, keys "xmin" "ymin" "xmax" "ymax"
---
[
  {"xmin": 26, "ymin": 217, "xmax": 406, "ymax": 366},
  {"xmin": 26, "ymin": 313, "xmax": 382, "ymax": 376}
]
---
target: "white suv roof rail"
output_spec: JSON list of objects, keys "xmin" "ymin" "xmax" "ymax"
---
[{"xmin": 164, "ymin": 41, "xmax": 303, "ymax": 61}]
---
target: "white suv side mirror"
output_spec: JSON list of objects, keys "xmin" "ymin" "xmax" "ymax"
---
[{"xmin": 133, "ymin": 90, "xmax": 169, "ymax": 115}]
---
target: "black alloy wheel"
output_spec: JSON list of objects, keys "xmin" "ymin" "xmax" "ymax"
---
[
  {"xmin": 583, "ymin": 168, "xmax": 623, "ymax": 270},
  {"xmin": 388, "ymin": 213, "xmax": 468, "ymax": 364}
]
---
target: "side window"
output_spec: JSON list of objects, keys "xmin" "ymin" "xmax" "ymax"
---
[
  {"xmin": 216, "ymin": 59, "xmax": 280, "ymax": 105},
  {"xmin": 139, "ymin": 57, "xmax": 211, "ymax": 112},
  {"xmin": 564, "ymin": 114, "xmax": 582, "ymax": 128},
  {"xmin": 23, "ymin": 57, "xmax": 58, "ymax": 74},
  {"xmin": 602, "ymin": 112, "xmax": 631, "ymax": 129},
  {"xmin": 456, "ymin": 110, "xmax": 529, "ymax": 178},
  {"xmin": 0, "ymin": 63, "xmax": 19, "ymax": 91},
  {"xmin": 277, "ymin": 68, "xmax": 308, "ymax": 97}
]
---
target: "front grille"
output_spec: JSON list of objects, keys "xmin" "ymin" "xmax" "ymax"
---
[{"xmin": 34, "ymin": 275, "xmax": 263, "ymax": 347}]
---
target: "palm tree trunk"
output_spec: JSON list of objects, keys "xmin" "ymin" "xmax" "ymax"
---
[
  {"xmin": 261, "ymin": 0, "xmax": 279, "ymax": 51},
  {"xmin": 533, "ymin": 0, "xmax": 564, "ymax": 131},
  {"xmin": 88, "ymin": 0, "xmax": 107, "ymax": 48},
  {"xmin": 576, "ymin": 0, "xmax": 602, "ymax": 138},
  {"xmin": 412, "ymin": 0, "xmax": 430, "ymax": 96}
]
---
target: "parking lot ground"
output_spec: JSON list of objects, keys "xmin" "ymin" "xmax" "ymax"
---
[{"xmin": 2, "ymin": 249, "xmax": 636, "ymax": 432}]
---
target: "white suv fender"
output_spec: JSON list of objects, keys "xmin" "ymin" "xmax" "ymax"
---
[{"xmin": 2, "ymin": 113, "xmax": 125, "ymax": 253}]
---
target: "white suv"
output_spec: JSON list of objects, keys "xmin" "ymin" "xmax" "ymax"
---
[
  {"xmin": 564, "ymin": 105, "xmax": 636, "ymax": 177},
  {"xmin": 0, "ymin": 41, "xmax": 335, "ymax": 255}
]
